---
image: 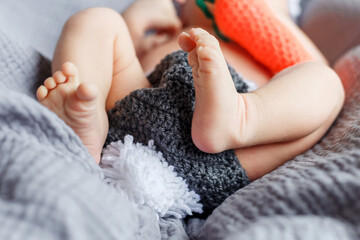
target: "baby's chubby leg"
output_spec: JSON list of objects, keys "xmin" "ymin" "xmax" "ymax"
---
[
  {"xmin": 179, "ymin": 28, "xmax": 344, "ymax": 157},
  {"xmin": 37, "ymin": 8, "xmax": 149, "ymax": 163},
  {"xmin": 178, "ymin": 28, "xmax": 254, "ymax": 153},
  {"xmin": 52, "ymin": 8, "xmax": 149, "ymax": 111}
]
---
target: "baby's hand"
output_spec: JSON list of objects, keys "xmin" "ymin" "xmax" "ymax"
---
[
  {"xmin": 123, "ymin": 0, "xmax": 184, "ymax": 55},
  {"xmin": 143, "ymin": 0, "xmax": 183, "ymax": 34}
]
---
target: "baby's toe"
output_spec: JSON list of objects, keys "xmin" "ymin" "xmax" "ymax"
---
[
  {"xmin": 36, "ymin": 85, "xmax": 49, "ymax": 101},
  {"xmin": 53, "ymin": 71, "xmax": 67, "ymax": 84},
  {"xmin": 191, "ymin": 28, "xmax": 220, "ymax": 50},
  {"xmin": 44, "ymin": 77, "xmax": 57, "ymax": 90},
  {"xmin": 178, "ymin": 32, "xmax": 196, "ymax": 52},
  {"xmin": 76, "ymin": 83, "xmax": 98, "ymax": 102},
  {"xmin": 197, "ymin": 45, "xmax": 218, "ymax": 61},
  {"xmin": 62, "ymin": 62, "xmax": 78, "ymax": 79},
  {"xmin": 197, "ymin": 46, "xmax": 221, "ymax": 72}
]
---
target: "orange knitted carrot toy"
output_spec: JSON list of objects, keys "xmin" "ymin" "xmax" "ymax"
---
[{"xmin": 196, "ymin": 0, "xmax": 313, "ymax": 74}]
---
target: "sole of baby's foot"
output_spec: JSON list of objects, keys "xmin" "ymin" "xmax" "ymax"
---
[
  {"xmin": 178, "ymin": 28, "xmax": 252, "ymax": 153},
  {"xmin": 36, "ymin": 62, "xmax": 104, "ymax": 163}
]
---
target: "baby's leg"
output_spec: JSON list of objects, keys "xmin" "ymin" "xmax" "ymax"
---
[
  {"xmin": 37, "ymin": 8, "xmax": 149, "ymax": 163},
  {"xmin": 52, "ymin": 8, "xmax": 149, "ymax": 110},
  {"xmin": 234, "ymin": 111, "xmax": 341, "ymax": 181},
  {"xmin": 178, "ymin": 28, "xmax": 344, "ymax": 167}
]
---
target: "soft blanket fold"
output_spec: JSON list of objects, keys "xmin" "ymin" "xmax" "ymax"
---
[{"xmin": 0, "ymin": 30, "xmax": 161, "ymax": 240}]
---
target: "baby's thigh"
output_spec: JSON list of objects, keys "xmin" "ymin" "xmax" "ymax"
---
[
  {"xmin": 54, "ymin": 7, "xmax": 132, "ymax": 72},
  {"xmin": 54, "ymin": 8, "xmax": 144, "ymax": 109}
]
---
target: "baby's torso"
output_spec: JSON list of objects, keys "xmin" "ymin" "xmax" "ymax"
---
[{"xmin": 140, "ymin": 26, "xmax": 271, "ymax": 88}]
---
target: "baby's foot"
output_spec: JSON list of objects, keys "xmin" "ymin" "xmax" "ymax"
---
[
  {"xmin": 36, "ymin": 62, "xmax": 105, "ymax": 163},
  {"xmin": 178, "ymin": 28, "xmax": 252, "ymax": 153}
]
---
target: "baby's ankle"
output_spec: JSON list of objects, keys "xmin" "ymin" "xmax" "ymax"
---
[{"xmin": 231, "ymin": 93, "xmax": 262, "ymax": 148}]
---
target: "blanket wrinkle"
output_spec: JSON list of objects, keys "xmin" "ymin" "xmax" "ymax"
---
[{"xmin": 0, "ymin": 30, "xmax": 161, "ymax": 240}]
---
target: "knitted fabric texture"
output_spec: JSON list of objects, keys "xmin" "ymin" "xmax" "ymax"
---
[
  {"xmin": 106, "ymin": 50, "xmax": 250, "ymax": 216},
  {"xmin": 207, "ymin": 0, "xmax": 313, "ymax": 74}
]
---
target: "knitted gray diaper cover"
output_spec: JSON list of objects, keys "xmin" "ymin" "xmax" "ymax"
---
[{"xmin": 105, "ymin": 50, "xmax": 250, "ymax": 216}]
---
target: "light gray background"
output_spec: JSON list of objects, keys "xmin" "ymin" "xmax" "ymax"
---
[{"xmin": 0, "ymin": 0, "xmax": 135, "ymax": 59}]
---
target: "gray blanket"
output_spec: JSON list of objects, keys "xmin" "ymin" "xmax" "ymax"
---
[
  {"xmin": 0, "ymin": 30, "xmax": 160, "ymax": 240},
  {"xmin": 1, "ymin": 25, "xmax": 360, "ymax": 240}
]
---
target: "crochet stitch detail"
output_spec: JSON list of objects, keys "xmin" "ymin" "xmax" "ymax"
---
[{"xmin": 106, "ymin": 50, "xmax": 250, "ymax": 216}]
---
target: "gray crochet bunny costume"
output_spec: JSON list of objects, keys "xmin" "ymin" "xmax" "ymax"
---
[{"xmin": 105, "ymin": 50, "xmax": 250, "ymax": 216}]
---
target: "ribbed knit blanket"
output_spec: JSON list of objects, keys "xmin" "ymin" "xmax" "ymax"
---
[{"xmin": 1, "ymin": 27, "xmax": 360, "ymax": 240}]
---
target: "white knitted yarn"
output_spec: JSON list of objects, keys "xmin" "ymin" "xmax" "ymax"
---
[{"xmin": 101, "ymin": 135, "xmax": 203, "ymax": 218}]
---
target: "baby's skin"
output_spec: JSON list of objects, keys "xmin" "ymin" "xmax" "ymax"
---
[
  {"xmin": 178, "ymin": 28, "xmax": 249, "ymax": 153},
  {"xmin": 36, "ymin": 63, "xmax": 106, "ymax": 161},
  {"xmin": 36, "ymin": 28, "xmax": 239, "ymax": 158},
  {"xmin": 35, "ymin": 0, "xmax": 344, "ymax": 181}
]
